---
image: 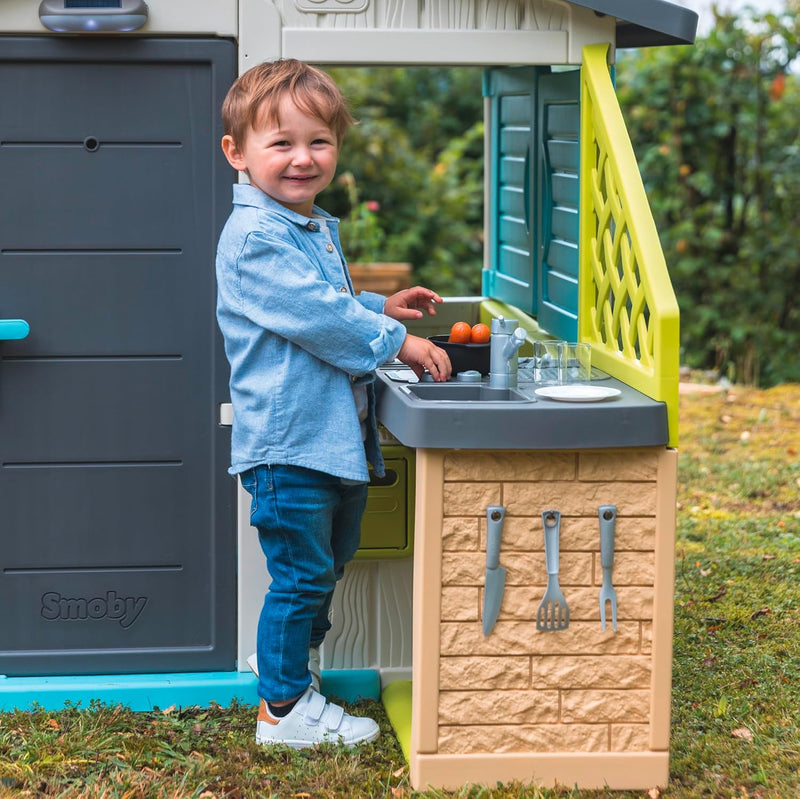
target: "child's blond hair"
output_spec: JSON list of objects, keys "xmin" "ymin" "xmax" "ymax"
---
[{"xmin": 222, "ymin": 59, "xmax": 355, "ymax": 146}]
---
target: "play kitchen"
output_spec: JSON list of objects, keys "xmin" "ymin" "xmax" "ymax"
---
[
  {"xmin": 0, "ymin": 0, "xmax": 695, "ymax": 793},
  {"xmin": 376, "ymin": 295, "xmax": 678, "ymax": 790}
]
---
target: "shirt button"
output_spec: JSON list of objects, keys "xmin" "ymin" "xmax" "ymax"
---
[
  {"xmin": 339, "ymin": 286, "xmax": 348, "ymax": 292},
  {"xmin": 326, "ymin": 243, "xmax": 334, "ymax": 252},
  {"xmin": 307, "ymin": 222, "xmax": 317, "ymax": 231}
]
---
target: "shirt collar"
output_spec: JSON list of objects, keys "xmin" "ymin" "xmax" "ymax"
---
[{"xmin": 232, "ymin": 183, "xmax": 338, "ymax": 227}]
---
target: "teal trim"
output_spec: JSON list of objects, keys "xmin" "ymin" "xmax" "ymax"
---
[
  {"xmin": 0, "ymin": 669, "xmax": 381, "ymax": 712},
  {"xmin": 320, "ymin": 669, "xmax": 381, "ymax": 703},
  {"xmin": 0, "ymin": 671, "xmax": 258, "ymax": 712},
  {"xmin": 0, "ymin": 319, "xmax": 29, "ymax": 340}
]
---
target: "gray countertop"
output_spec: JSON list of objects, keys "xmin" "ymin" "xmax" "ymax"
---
[{"xmin": 375, "ymin": 364, "xmax": 669, "ymax": 450}]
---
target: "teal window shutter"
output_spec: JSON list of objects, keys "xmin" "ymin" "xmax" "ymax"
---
[
  {"xmin": 483, "ymin": 67, "xmax": 537, "ymax": 313},
  {"xmin": 484, "ymin": 67, "xmax": 580, "ymax": 341},
  {"xmin": 537, "ymin": 69, "xmax": 580, "ymax": 341}
]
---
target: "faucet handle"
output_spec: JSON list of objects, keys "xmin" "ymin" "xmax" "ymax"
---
[
  {"xmin": 502, "ymin": 326, "xmax": 526, "ymax": 360},
  {"xmin": 491, "ymin": 317, "xmax": 518, "ymax": 335}
]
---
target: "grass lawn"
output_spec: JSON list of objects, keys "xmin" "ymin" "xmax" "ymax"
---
[{"xmin": 1, "ymin": 384, "xmax": 798, "ymax": 798}]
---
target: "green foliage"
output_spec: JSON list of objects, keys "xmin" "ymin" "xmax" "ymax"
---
[
  {"xmin": 616, "ymin": 5, "xmax": 800, "ymax": 386},
  {"xmin": 322, "ymin": 67, "xmax": 485, "ymax": 296},
  {"xmin": 336, "ymin": 171, "xmax": 387, "ymax": 262}
]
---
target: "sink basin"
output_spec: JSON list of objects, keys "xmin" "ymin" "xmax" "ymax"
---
[{"xmin": 403, "ymin": 383, "xmax": 535, "ymax": 403}]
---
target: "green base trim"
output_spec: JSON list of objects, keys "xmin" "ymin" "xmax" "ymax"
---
[{"xmin": 382, "ymin": 679, "xmax": 412, "ymax": 761}]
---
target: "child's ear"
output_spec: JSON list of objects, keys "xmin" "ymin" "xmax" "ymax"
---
[{"xmin": 221, "ymin": 135, "xmax": 246, "ymax": 171}]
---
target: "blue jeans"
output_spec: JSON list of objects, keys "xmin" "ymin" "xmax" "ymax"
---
[{"xmin": 240, "ymin": 464, "xmax": 368, "ymax": 703}]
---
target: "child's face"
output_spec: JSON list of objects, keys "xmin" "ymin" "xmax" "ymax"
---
[{"xmin": 222, "ymin": 95, "xmax": 339, "ymax": 217}]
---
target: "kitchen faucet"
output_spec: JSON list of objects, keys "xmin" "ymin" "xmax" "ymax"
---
[{"xmin": 489, "ymin": 317, "xmax": 527, "ymax": 389}]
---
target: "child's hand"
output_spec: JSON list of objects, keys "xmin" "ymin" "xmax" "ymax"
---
[
  {"xmin": 384, "ymin": 287, "xmax": 443, "ymax": 322},
  {"xmin": 397, "ymin": 334, "xmax": 452, "ymax": 382}
]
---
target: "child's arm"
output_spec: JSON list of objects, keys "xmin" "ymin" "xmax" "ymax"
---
[
  {"xmin": 383, "ymin": 286, "xmax": 443, "ymax": 322},
  {"xmin": 231, "ymin": 232, "xmax": 406, "ymax": 376}
]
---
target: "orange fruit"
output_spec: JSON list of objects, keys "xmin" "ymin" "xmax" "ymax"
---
[
  {"xmin": 448, "ymin": 322, "xmax": 472, "ymax": 343},
  {"xmin": 469, "ymin": 323, "xmax": 491, "ymax": 344}
]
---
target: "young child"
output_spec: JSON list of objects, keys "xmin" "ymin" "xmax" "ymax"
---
[{"xmin": 216, "ymin": 59, "xmax": 451, "ymax": 748}]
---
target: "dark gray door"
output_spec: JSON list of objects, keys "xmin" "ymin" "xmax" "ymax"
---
[{"xmin": 0, "ymin": 37, "xmax": 237, "ymax": 676}]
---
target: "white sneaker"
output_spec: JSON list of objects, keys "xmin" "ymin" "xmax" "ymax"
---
[
  {"xmin": 246, "ymin": 650, "xmax": 321, "ymax": 692},
  {"xmin": 256, "ymin": 687, "xmax": 380, "ymax": 749}
]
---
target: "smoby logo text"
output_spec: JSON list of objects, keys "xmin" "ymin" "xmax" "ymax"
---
[{"xmin": 40, "ymin": 590, "xmax": 148, "ymax": 629}]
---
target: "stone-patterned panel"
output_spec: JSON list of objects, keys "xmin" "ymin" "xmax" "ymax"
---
[
  {"xmin": 611, "ymin": 723, "xmax": 651, "ymax": 751},
  {"xmin": 443, "ymin": 481, "xmax": 502, "ymax": 515},
  {"xmin": 441, "ymin": 586, "xmax": 480, "ymax": 621},
  {"xmin": 441, "ymin": 621, "xmax": 642, "ymax": 656},
  {"xmin": 431, "ymin": 448, "xmax": 664, "ymax": 759},
  {"xmin": 562, "ymin": 585, "xmax": 654, "ymax": 621},
  {"xmin": 445, "ymin": 450, "xmax": 577, "ymax": 481},
  {"xmin": 505, "ymin": 481, "xmax": 658, "ymax": 517},
  {"xmin": 561, "ymin": 689, "xmax": 650, "ymax": 723},
  {"xmin": 439, "ymin": 656, "xmax": 531, "ymax": 690},
  {"xmin": 439, "ymin": 689, "xmax": 559, "ymax": 725},
  {"xmin": 438, "ymin": 723, "xmax": 610, "ymax": 754},
  {"xmin": 578, "ymin": 449, "xmax": 659, "ymax": 481},
  {"xmin": 529, "ymin": 655, "xmax": 651, "ymax": 689},
  {"xmin": 441, "ymin": 516, "xmax": 481, "ymax": 551},
  {"xmin": 480, "ymin": 514, "xmax": 542, "ymax": 550}
]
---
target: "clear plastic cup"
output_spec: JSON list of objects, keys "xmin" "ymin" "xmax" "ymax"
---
[
  {"xmin": 559, "ymin": 342, "xmax": 592, "ymax": 383},
  {"xmin": 533, "ymin": 340, "xmax": 562, "ymax": 384}
]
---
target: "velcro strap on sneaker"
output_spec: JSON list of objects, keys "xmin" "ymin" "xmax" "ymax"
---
[
  {"xmin": 323, "ymin": 701, "xmax": 344, "ymax": 731},
  {"xmin": 304, "ymin": 691, "xmax": 327, "ymax": 724}
]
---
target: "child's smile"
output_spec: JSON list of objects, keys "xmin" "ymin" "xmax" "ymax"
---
[{"xmin": 223, "ymin": 96, "xmax": 339, "ymax": 217}]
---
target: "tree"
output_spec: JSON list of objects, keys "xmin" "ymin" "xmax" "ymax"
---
[
  {"xmin": 322, "ymin": 67, "xmax": 485, "ymax": 296},
  {"xmin": 616, "ymin": 4, "xmax": 800, "ymax": 385}
]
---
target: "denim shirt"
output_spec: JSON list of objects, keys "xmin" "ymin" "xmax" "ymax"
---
[{"xmin": 216, "ymin": 184, "xmax": 407, "ymax": 482}]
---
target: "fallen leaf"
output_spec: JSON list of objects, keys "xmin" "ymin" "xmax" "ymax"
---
[
  {"xmin": 161, "ymin": 705, "xmax": 176, "ymax": 715},
  {"xmin": 392, "ymin": 767, "xmax": 406, "ymax": 778},
  {"xmin": 702, "ymin": 656, "xmax": 717, "ymax": 668},
  {"xmin": 740, "ymin": 431, "xmax": 751, "ymax": 442},
  {"xmin": 706, "ymin": 585, "xmax": 728, "ymax": 602},
  {"xmin": 750, "ymin": 607, "xmax": 771, "ymax": 620},
  {"xmin": 762, "ymin": 554, "xmax": 777, "ymax": 560},
  {"xmin": 731, "ymin": 727, "xmax": 753, "ymax": 741},
  {"xmin": 648, "ymin": 788, "xmax": 661, "ymax": 799},
  {"xmin": 46, "ymin": 719, "xmax": 59, "ymax": 730},
  {"xmin": 391, "ymin": 789, "xmax": 406, "ymax": 798}
]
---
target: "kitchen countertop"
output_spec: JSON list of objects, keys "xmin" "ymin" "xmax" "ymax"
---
[{"xmin": 375, "ymin": 363, "xmax": 669, "ymax": 450}]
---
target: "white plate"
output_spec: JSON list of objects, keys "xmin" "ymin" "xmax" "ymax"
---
[{"xmin": 534, "ymin": 385, "xmax": 621, "ymax": 402}]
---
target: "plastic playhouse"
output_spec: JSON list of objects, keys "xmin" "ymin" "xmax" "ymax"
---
[{"xmin": 0, "ymin": 0, "xmax": 696, "ymax": 791}]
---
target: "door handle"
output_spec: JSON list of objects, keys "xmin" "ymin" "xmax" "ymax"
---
[{"xmin": 0, "ymin": 319, "xmax": 29, "ymax": 340}]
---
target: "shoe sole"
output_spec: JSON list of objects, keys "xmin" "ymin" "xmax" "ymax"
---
[{"xmin": 256, "ymin": 727, "xmax": 379, "ymax": 749}]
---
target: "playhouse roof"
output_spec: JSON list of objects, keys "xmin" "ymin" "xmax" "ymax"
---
[{"xmin": 573, "ymin": 0, "xmax": 698, "ymax": 48}]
